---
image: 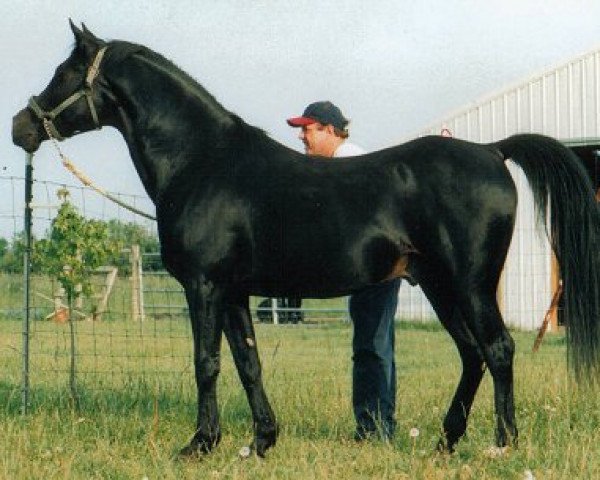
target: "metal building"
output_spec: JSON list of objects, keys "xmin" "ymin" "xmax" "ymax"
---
[{"xmin": 396, "ymin": 46, "xmax": 600, "ymax": 330}]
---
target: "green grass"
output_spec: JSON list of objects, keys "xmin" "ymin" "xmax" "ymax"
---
[{"xmin": 1, "ymin": 319, "xmax": 599, "ymax": 479}]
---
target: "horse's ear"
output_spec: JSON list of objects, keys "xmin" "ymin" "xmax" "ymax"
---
[
  {"xmin": 69, "ymin": 19, "xmax": 100, "ymax": 58},
  {"xmin": 69, "ymin": 18, "xmax": 83, "ymax": 41},
  {"xmin": 81, "ymin": 22, "xmax": 100, "ymax": 42}
]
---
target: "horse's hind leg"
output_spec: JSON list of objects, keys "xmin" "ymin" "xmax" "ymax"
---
[
  {"xmin": 458, "ymin": 289, "xmax": 517, "ymax": 448},
  {"xmin": 418, "ymin": 264, "xmax": 486, "ymax": 452},
  {"xmin": 222, "ymin": 292, "xmax": 277, "ymax": 457},
  {"xmin": 438, "ymin": 322, "xmax": 486, "ymax": 450}
]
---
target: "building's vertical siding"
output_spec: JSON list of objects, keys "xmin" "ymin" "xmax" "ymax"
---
[{"xmin": 396, "ymin": 48, "xmax": 600, "ymax": 329}]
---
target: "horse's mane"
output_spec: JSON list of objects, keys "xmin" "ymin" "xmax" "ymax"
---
[
  {"xmin": 105, "ymin": 40, "xmax": 205, "ymax": 97},
  {"xmin": 103, "ymin": 40, "xmax": 270, "ymax": 148}
]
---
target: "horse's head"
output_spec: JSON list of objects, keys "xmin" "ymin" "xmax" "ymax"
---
[{"xmin": 12, "ymin": 21, "xmax": 110, "ymax": 152}]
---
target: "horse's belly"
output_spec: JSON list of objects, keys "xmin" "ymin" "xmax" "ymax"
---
[{"xmin": 246, "ymin": 254, "xmax": 357, "ymax": 298}]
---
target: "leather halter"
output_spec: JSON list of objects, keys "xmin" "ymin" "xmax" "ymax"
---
[{"xmin": 28, "ymin": 46, "xmax": 108, "ymax": 141}]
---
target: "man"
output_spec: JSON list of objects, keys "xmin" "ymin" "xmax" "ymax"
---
[{"xmin": 287, "ymin": 101, "xmax": 401, "ymax": 440}]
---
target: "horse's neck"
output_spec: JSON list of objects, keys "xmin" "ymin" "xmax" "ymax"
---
[{"xmin": 107, "ymin": 53, "xmax": 234, "ymax": 204}]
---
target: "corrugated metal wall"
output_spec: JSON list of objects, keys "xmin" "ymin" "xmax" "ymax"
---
[
  {"xmin": 418, "ymin": 48, "xmax": 600, "ymax": 141},
  {"xmin": 396, "ymin": 47, "xmax": 600, "ymax": 329}
]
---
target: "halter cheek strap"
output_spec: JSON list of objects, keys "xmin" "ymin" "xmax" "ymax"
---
[{"xmin": 28, "ymin": 46, "xmax": 108, "ymax": 141}]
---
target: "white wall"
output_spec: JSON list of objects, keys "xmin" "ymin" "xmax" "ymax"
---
[{"xmin": 392, "ymin": 48, "xmax": 600, "ymax": 329}]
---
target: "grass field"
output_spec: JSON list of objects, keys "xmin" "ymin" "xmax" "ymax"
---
[{"xmin": 1, "ymin": 318, "xmax": 600, "ymax": 479}]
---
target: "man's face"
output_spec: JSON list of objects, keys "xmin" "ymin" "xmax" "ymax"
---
[{"xmin": 298, "ymin": 122, "xmax": 334, "ymax": 156}]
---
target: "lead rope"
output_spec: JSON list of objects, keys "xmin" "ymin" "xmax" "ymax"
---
[{"xmin": 43, "ymin": 118, "xmax": 157, "ymax": 221}]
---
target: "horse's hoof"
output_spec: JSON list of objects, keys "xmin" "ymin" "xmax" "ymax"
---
[
  {"xmin": 179, "ymin": 430, "xmax": 222, "ymax": 458},
  {"xmin": 249, "ymin": 422, "xmax": 278, "ymax": 458},
  {"xmin": 178, "ymin": 443, "xmax": 202, "ymax": 459},
  {"xmin": 435, "ymin": 438, "xmax": 455, "ymax": 454},
  {"xmin": 251, "ymin": 430, "xmax": 277, "ymax": 457},
  {"xmin": 251, "ymin": 439, "xmax": 268, "ymax": 458}
]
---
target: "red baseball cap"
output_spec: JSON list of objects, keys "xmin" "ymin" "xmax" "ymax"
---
[{"xmin": 287, "ymin": 101, "xmax": 348, "ymax": 131}]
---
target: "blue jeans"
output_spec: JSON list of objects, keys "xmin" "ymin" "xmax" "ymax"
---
[{"xmin": 349, "ymin": 278, "xmax": 401, "ymax": 438}]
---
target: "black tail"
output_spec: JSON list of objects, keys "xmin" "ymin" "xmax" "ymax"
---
[{"xmin": 493, "ymin": 133, "xmax": 600, "ymax": 380}]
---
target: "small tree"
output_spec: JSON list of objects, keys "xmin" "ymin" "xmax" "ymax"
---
[
  {"xmin": 35, "ymin": 189, "xmax": 119, "ymax": 302},
  {"xmin": 34, "ymin": 188, "xmax": 119, "ymax": 406}
]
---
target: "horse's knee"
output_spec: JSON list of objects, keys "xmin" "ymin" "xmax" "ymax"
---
[
  {"xmin": 195, "ymin": 354, "xmax": 221, "ymax": 387},
  {"xmin": 238, "ymin": 358, "xmax": 262, "ymax": 388}
]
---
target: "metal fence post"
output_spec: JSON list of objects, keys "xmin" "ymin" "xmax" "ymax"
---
[{"xmin": 22, "ymin": 152, "xmax": 33, "ymax": 414}]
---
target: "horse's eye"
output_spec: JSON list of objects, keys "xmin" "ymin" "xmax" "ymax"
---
[
  {"xmin": 60, "ymin": 71, "xmax": 73, "ymax": 83},
  {"xmin": 54, "ymin": 69, "xmax": 66, "ymax": 83},
  {"xmin": 54, "ymin": 66, "xmax": 78, "ymax": 86}
]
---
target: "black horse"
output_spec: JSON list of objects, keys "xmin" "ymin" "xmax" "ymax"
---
[{"xmin": 12, "ymin": 23, "xmax": 600, "ymax": 457}]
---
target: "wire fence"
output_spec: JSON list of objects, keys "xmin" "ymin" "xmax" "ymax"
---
[
  {"xmin": 0, "ymin": 155, "xmax": 565, "ymax": 415},
  {"xmin": 0, "ymin": 174, "xmax": 351, "ymax": 413},
  {"xmin": 0, "ymin": 174, "xmax": 175, "ymax": 411}
]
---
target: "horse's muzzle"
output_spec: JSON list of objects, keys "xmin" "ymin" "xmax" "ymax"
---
[{"xmin": 12, "ymin": 108, "xmax": 43, "ymax": 153}]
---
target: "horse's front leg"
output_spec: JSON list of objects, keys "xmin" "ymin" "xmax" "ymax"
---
[
  {"xmin": 223, "ymin": 293, "xmax": 278, "ymax": 457},
  {"xmin": 180, "ymin": 277, "xmax": 225, "ymax": 456}
]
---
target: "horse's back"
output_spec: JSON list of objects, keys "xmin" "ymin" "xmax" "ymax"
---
[{"xmin": 242, "ymin": 136, "xmax": 517, "ymax": 296}]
